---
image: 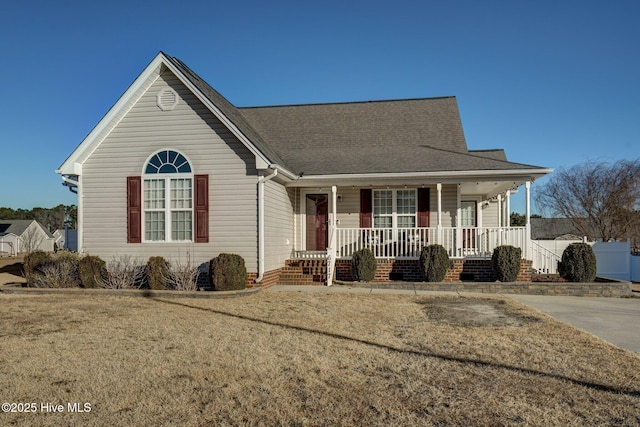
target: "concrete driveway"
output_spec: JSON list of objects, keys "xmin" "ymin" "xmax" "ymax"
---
[
  {"xmin": 272, "ymin": 285, "xmax": 640, "ymax": 354},
  {"xmin": 509, "ymin": 294, "xmax": 640, "ymax": 354}
]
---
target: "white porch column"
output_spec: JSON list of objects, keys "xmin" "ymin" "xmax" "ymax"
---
[
  {"xmin": 437, "ymin": 183, "xmax": 443, "ymax": 244},
  {"xmin": 497, "ymin": 194, "xmax": 502, "ymax": 228},
  {"xmin": 525, "ymin": 180, "xmax": 531, "ymax": 259},
  {"xmin": 456, "ymin": 184, "xmax": 462, "ymax": 257},
  {"xmin": 505, "ymin": 190, "xmax": 511, "ymax": 227},
  {"xmin": 327, "ymin": 185, "xmax": 338, "ymax": 286}
]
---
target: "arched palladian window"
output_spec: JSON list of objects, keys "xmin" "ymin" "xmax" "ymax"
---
[
  {"xmin": 127, "ymin": 151, "xmax": 208, "ymax": 244},
  {"xmin": 143, "ymin": 150, "xmax": 193, "ymax": 242}
]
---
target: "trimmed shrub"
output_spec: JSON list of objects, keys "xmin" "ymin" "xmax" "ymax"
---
[
  {"xmin": 78, "ymin": 255, "xmax": 107, "ymax": 288},
  {"xmin": 558, "ymin": 243, "xmax": 597, "ymax": 282},
  {"xmin": 208, "ymin": 253, "xmax": 247, "ymax": 291},
  {"xmin": 491, "ymin": 245, "xmax": 522, "ymax": 282},
  {"xmin": 351, "ymin": 248, "xmax": 377, "ymax": 282},
  {"xmin": 24, "ymin": 250, "xmax": 51, "ymax": 286},
  {"xmin": 146, "ymin": 256, "xmax": 170, "ymax": 290},
  {"xmin": 419, "ymin": 244, "xmax": 450, "ymax": 282}
]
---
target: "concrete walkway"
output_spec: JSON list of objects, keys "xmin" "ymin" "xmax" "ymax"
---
[{"xmin": 270, "ymin": 285, "xmax": 640, "ymax": 354}]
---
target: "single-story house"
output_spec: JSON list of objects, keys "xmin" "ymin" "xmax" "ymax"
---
[
  {"xmin": 0, "ymin": 220, "xmax": 55, "ymax": 255},
  {"xmin": 57, "ymin": 52, "xmax": 552, "ymax": 285},
  {"xmin": 531, "ymin": 218, "xmax": 588, "ymax": 241}
]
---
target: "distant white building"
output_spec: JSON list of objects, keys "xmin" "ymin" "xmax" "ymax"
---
[
  {"xmin": 0, "ymin": 220, "xmax": 54, "ymax": 255},
  {"xmin": 53, "ymin": 228, "xmax": 78, "ymax": 252}
]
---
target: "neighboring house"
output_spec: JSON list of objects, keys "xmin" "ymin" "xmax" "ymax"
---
[
  {"xmin": 53, "ymin": 229, "xmax": 78, "ymax": 252},
  {"xmin": 531, "ymin": 218, "xmax": 588, "ymax": 241},
  {"xmin": 0, "ymin": 220, "xmax": 55, "ymax": 255},
  {"xmin": 56, "ymin": 52, "xmax": 551, "ymax": 285}
]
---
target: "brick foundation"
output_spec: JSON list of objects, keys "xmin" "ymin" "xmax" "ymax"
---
[
  {"xmin": 336, "ymin": 258, "xmax": 533, "ymax": 283},
  {"xmin": 247, "ymin": 268, "xmax": 282, "ymax": 289}
]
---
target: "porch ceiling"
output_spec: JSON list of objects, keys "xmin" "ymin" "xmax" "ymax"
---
[{"xmin": 286, "ymin": 169, "xmax": 546, "ymax": 199}]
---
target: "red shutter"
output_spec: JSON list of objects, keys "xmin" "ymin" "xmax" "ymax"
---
[
  {"xmin": 127, "ymin": 176, "xmax": 142, "ymax": 243},
  {"xmin": 360, "ymin": 189, "xmax": 372, "ymax": 228},
  {"xmin": 194, "ymin": 174, "xmax": 209, "ymax": 243},
  {"xmin": 418, "ymin": 188, "xmax": 430, "ymax": 227}
]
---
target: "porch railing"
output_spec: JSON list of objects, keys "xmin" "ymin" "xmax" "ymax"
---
[
  {"xmin": 529, "ymin": 240, "xmax": 561, "ymax": 274},
  {"xmin": 335, "ymin": 226, "xmax": 528, "ymax": 259}
]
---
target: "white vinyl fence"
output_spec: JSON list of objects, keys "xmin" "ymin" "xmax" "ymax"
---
[
  {"xmin": 532, "ymin": 239, "xmax": 639, "ymax": 282},
  {"xmin": 632, "ymin": 255, "xmax": 640, "ymax": 282},
  {"xmin": 592, "ymin": 240, "xmax": 631, "ymax": 281}
]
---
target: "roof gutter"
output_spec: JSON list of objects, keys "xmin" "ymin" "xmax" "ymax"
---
[
  {"xmin": 285, "ymin": 168, "xmax": 553, "ymax": 187},
  {"xmin": 255, "ymin": 167, "xmax": 278, "ymax": 284}
]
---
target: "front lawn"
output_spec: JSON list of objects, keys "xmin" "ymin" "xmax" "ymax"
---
[{"xmin": 1, "ymin": 291, "xmax": 639, "ymax": 426}]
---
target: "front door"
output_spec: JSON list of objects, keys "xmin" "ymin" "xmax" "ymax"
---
[
  {"xmin": 305, "ymin": 194, "xmax": 328, "ymax": 251},
  {"xmin": 461, "ymin": 200, "xmax": 477, "ymax": 251}
]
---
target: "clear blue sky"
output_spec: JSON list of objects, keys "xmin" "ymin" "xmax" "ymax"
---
[{"xmin": 1, "ymin": 0, "xmax": 638, "ymax": 214}]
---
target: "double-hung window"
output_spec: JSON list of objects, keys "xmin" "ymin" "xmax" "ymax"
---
[
  {"xmin": 373, "ymin": 189, "xmax": 416, "ymax": 229},
  {"xmin": 143, "ymin": 150, "xmax": 193, "ymax": 242}
]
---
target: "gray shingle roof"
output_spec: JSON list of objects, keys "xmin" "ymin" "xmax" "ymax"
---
[
  {"xmin": 239, "ymin": 100, "xmax": 544, "ymax": 175},
  {"xmin": 163, "ymin": 54, "xmax": 288, "ymax": 168},
  {"xmin": 164, "ymin": 53, "xmax": 548, "ymax": 177},
  {"xmin": 0, "ymin": 220, "xmax": 53, "ymax": 238},
  {"xmin": 531, "ymin": 218, "xmax": 586, "ymax": 240}
]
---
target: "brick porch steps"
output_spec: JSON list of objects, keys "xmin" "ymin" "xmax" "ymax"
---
[{"xmin": 280, "ymin": 259, "xmax": 328, "ymax": 285}]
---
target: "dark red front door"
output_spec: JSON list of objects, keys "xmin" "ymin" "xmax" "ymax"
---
[{"xmin": 306, "ymin": 194, "xmax": 328, "ymax": 251}]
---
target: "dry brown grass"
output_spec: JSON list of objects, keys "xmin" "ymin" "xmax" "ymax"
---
[{"xmin": 1, "ymin": 291, "xmax": 639, "ymax": 426}]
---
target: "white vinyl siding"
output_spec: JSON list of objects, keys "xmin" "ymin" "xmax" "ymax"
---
[
  {"xmin": 263, "ymin": 180, "xmax": 295, "ymax": 271},
  {"xmin": 81, "ymin": 70, "xmax": 259, "ymax": 270}
]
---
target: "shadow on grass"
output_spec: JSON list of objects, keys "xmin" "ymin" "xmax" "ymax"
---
[
  {"xmin": 150, "ymin": 297, "xmax": 640, "ymax": 399},
  {"xmin": 0, "ymin": 262, "xmax": 24, "ymax": 276}
]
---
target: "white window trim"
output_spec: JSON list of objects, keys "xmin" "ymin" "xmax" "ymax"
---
[
  {"xmin": 141, "ymin": 149, "xmax": 194, "ymax": 243},
  {"xmin": 460, "ymin": 196, "xmax": 483, "ymax": 228},
  {"xmin": 373, "ymin": 189, "xmax": 417, "ymax": 229}
]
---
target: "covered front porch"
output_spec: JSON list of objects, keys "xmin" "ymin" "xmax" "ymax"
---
[{"xmin": 287, "ymin": 176, "xmax": 540, "ymax": 285}]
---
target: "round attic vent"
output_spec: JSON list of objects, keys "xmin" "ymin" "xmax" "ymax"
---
[{"xmin": 157, "ymin": 88, "xmax": 178, "ymax": 111}]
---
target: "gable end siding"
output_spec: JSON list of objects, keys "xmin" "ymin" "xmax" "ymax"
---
[{"xmin": 81, "ymin": 70, "xmax": 259, "ymax": 270}]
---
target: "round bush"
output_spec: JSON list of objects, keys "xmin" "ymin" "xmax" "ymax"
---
[
  {"xmin": 79, "ymin": 255, "xmax": 107, "ymax": 288},
  {"xmin": 351, "ymin": 248, "xmax": 377, "ymax": 281},
  {"xmin": 491, "ymin": 245, "xmax": 522, "ymax": 282},
  {"xmin": 558, "ymin": 243, "xmax": 597, "ymax": 282},
  {"xmin": 146, "ymin": 256, "xmax": 170, "ymax": 290},
  {"xmin": 208, "ymin": 253, "xmax": 247, "ymax": 291},
  {"xmin": 419, "ymin": 244, "xmax": 450, "ymax": 282}
]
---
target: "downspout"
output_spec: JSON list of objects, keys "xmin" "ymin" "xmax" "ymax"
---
[
  {"xmin": 62, "ymin": 175, "xmax": 79, "ymax": 194},
  {"xmin": 255, "ymin": 168, "xmax": 278, "ymax": 283}
]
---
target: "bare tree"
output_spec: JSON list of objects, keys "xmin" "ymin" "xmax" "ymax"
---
[
  {"xmin": 535, "ymin": 159, "xmax": 640, "ymax": 244},
  {"xmin": 19, "ymin": 224, "xmax": 45, "ymax": 253}
]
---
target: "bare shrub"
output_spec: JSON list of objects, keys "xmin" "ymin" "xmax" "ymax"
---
[
  {"xmin": 167, "ymin": 255, "xmax": 200, "ymax": 291},
  {"xmin": 103, "ymin": 255, "xmax": 145, "ymax": 289},
  {"xmin": 30, "ymin": 251, "xmax": 81, "ymax": 288}
]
